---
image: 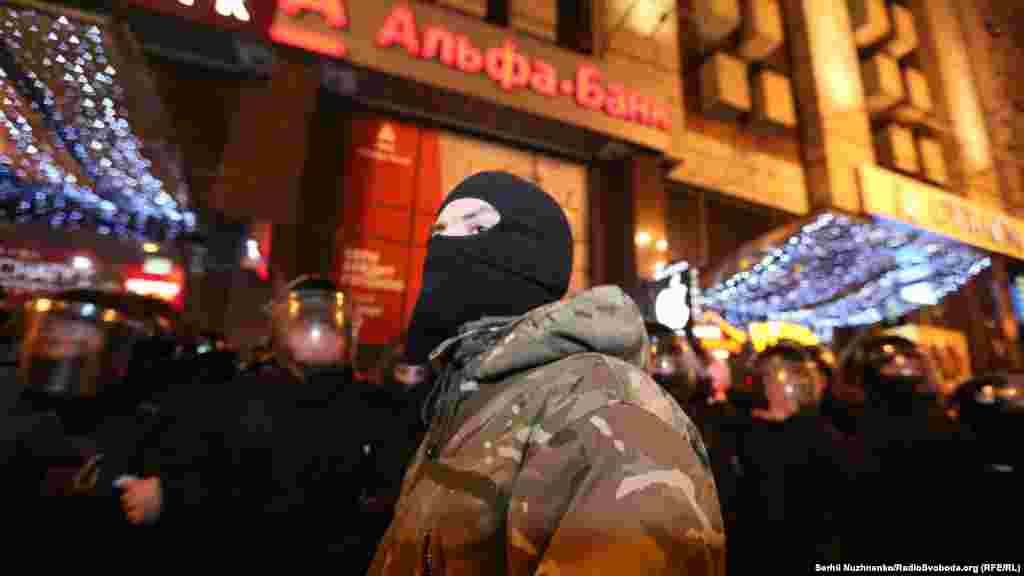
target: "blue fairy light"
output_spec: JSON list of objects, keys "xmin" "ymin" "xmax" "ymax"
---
[
  {"xmin": 704, "ymin": 212, "xmax": 992, "ymax": 331},
  {"xmin": 0, "ymin": 5, "xmax": 193, "ymax": 242}
]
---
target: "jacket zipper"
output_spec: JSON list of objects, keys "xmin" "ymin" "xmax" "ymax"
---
[{"xmin": 422, "ymin": 530, "xmax": 433, "ymax": 576}]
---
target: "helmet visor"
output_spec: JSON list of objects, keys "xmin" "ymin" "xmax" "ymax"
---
[
  {"xmin": 18, "ymin": 298, "xmax": 146, "ymax": 398},
  {"xmin": 271, "ymin": 291, "xmax": 350, "ymax": 368}
]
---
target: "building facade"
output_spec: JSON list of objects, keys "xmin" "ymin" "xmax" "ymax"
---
[{"xmin": 68, "ymin": 0, "xmax": 1024, "ymax": 373}]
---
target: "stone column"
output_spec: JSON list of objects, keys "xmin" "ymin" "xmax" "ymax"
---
[
  {"xmin": 589, "ymin": 155, "xmax": 672, "ymax": 289},
  {"xmin": 588, "ymin": 159, "xmax": 635, "ymax": 289},
  {"xmin": 909, "ymin": 0, "xmax": 1001, "ymax": 206},
  {"xmin": 782, "ymin": 0, "xmax": 876, "ymax": 213},
  {"xmin": 209, "ymin": 48, "xmax": 323, "ymax": 283}
]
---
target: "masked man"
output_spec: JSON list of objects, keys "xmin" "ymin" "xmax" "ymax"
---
[{"xmin": 368, "ymin": 171, "xmax": 725, "ymax": 576}]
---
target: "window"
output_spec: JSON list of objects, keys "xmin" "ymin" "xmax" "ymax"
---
[
  {"xmin": 557, "ymin": 0, "xmax": 593, "ymax": 54},
  {"xmin": 485, "ymin": 0, "xmax": 509, "ymax": 27}
]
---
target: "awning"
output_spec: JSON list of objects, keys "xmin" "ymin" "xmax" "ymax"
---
[
  {"xmin": 0, "ymin": 1, "xmax": 194, "ymax": 243},
  {"xmin": 702, "ymin": 210, "xmax": 991, "ymax": 333}
]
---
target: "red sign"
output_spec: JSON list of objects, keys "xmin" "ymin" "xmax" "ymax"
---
[
  {"xmin": 268, "ymin": 2, "xmax": 671, "ymax": 132},
  {"xmin": 123, "ymin": 262, "xmax": 186, "ymax": 310}
]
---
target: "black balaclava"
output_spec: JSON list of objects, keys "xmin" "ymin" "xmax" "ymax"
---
[{"xmin": 405, "ymin": 171, "xmax": 573, "ymax": 364}]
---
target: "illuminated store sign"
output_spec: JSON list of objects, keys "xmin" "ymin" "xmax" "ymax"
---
[
  {"xmin": 121, "ymin": 0, "xmax": 261, "ymax": 30},
  {"xmin": 860, "ymin": 165, "xmax": 1024, "ymax": 260},
  {"xmin": 268, "ymin": 2, "xmax": 671, "ymax": 132},
  {"xmin": 0, "ymin": 255, "xmax": 96, "ymax": 295}
]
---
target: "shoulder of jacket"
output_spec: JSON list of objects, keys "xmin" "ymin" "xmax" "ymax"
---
[{"xmin": 527, "ymin": 353, "xmax": 691, "ymax": 429}]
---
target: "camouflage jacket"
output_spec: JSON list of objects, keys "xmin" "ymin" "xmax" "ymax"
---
[{"xmin": 367, "ymin": 286, "xmax": 726, "ymax": 575}]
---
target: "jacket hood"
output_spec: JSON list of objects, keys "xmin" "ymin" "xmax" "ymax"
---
[{"xmin": 462, "ymin": 285, "xmax": 649, "ymax": 382}]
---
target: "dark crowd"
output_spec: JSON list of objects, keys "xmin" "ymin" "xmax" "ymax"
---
[{"xmin": 1, "ymin": 172, "xmax": 1020, "ymax": 572}]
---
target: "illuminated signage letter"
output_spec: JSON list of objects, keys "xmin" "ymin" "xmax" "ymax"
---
[
  {"xmin": 455, "ymin": 35, "xmax": 484, "ymax": 72},
  {"xmin": 576, "ymin": 64, "xmax": 605, "ymax": 111},
  {"xmin": 271, "ymin": 0, "xmax": 348, "ymax": 56},
  {"xmin": 279, "ymin": 0, "xmax": 348, "ymax": 28},
  {"xmin": 651, "ymin": 103, "xmax": 671, "ymax": 131},
  {"xmin": 604, "ymin": 83, "xmax": 628, "ymax": 118},
  {"xmin": 486, "ymin": 41, "xmax": 531, "ymax": 91},
  {"xmin": 421, "ymin": 26, "xmax": 456, "ymax": 66},
  {"xmin": 529, "ymin": 59, "xmax": 557, "ymax": 96},
  {"xmin": 214, "ymin": 0, "xmax": 251, "ymax": 22},
  {"xmin": 377, "ymin": 5, "xmax": 420, "ymax": 55},
  {"xmin": 627, "ymin": 91, "xmax": 651, "ymax": 125}
]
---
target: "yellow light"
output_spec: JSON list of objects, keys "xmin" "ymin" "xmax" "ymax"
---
[
  {"xmin": 635, "ymin": 232, "xmax": 652, "ymax": 247},
  {"xmin": 656, "ymin": 239, "xmax": 668, "ymax": 252},
  {"xmin": 335, "ymin": 292, "xmax": 345, "ymax": 304},
  {"xmin": 693, "ymin": 325, "xmax": 723, "ymax": 340},
  {"xmin": 335, "ymin": 311, "xmax": 345, "ymax": 326},
  {"xmin": 288, "ymin": 299, "xmax": 300, "ymax": 317},
  {"xmin": 102, "ymin": 309, "xmax": 118, "ymax": 322},
  {"xmin": 35, "ymin": 298, "xmax": 52, "ymax": 312},
  {"xmin": 143, "ymin": 242, "xmax": 160, "ymax": 254},
  {"xmin": 712, "ymin": 349, "xmax": 730, "ymax": 360}
]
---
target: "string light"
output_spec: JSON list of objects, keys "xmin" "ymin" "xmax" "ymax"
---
[
  {"xmin": 0, "ymin": 5, "xmax": 194, "ymax": 242},
  {"xmin": 704, "ymin": 211, "xmax": 992, "ymax": 333}
]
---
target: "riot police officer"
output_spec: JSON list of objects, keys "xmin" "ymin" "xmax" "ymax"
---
[
  {"xmin": 1, "ymin": 288, "xmax": 180, "ymax": 539},
  {"xmin": 833, "ymin": 334, "xmax": 982, "ymax": 561},
  {"xmin": 712, "ymin": 342, "xmax": 844, "ymax": 572},
  {"xmin": 121, "ymin": 275, "xmax": 368, "ymax": 556},
  {"xmin": 954, "ymin": 372, "xmax": 1023, "ymax": 474}
]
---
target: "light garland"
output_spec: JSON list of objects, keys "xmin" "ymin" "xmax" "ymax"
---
[
  {"xmin": 0, "ymin": 5, "xmax": 194, "ymax": 242},
  {"xmin": 704, "ymin": 212, "xmax": 992, "ymax": 334}
]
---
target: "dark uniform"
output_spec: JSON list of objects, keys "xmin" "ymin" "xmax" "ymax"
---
[
  {"xmin": 0, "ymin": 289, "xmax": 180, "ymax": 546},
  {"xmin": 828, "ymin": 335, "xmax": 983, "ymax": 562},
  {"xmin": 707, "ymin": 343, "xmax": 847, "ymax": 573},
  {"xmin": 138, "ymin": 276, "xmax": 372, "ymax": 560}
]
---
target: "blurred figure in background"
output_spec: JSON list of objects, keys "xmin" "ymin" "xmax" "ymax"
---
[
  {"xmin": 188, "ymin": 331, "xmax": 238, "ymax": 386},
  {"xmin": 0, "ymin": 286, "xmax": 19, "ymax": 410},
  {"xmin": 805, "ymin": 344, "xmax": 836, "ymax": 404},
  {"xmin": 831, "ymin": 335, "xmax": 982, "ymax": 561},
  {"xmin": 359, "ymin": 335, "xmax": 434, "ymax": 569},
  {"xmin": 708, "ymin": 342, "xmax": 845, "ymax": 572},
  {"xmin": 954, "ymin": 372, "xmax": 1023, "ymax": 475},
  {"xmin": 645, "ymin": 321, "xmax": 701, "ymax": 408},
  {"xmin": 121, "ymin": 275, "xmax": 370, "ymax": 558},
  {"xmin": 1, "ymin": 289, "xmax": 180, "ymax": 542}
]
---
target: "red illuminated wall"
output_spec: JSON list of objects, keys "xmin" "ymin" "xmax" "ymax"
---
[{"xmin": 336, "ymin": 116, "xmax": 442, "ymax": 348}]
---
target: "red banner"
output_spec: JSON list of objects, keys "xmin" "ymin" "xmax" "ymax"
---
[{"xmin": 337, "ymin": 116, "xmax": 441, "ymax": 353}]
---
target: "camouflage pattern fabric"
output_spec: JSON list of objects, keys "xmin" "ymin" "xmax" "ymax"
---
[{"xmin": 368, "ymin": 286, "xmax": 726, "ymax": 575}]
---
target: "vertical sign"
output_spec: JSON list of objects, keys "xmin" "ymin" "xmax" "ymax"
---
[{"xmin": 337, "ymin": 115, "xmax": 442, "ymax": 371}]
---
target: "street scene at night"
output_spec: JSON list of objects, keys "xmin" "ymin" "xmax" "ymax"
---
[{"xmin": 0, "ymin": 0, "xmax": 1022, "ymax": 572}]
